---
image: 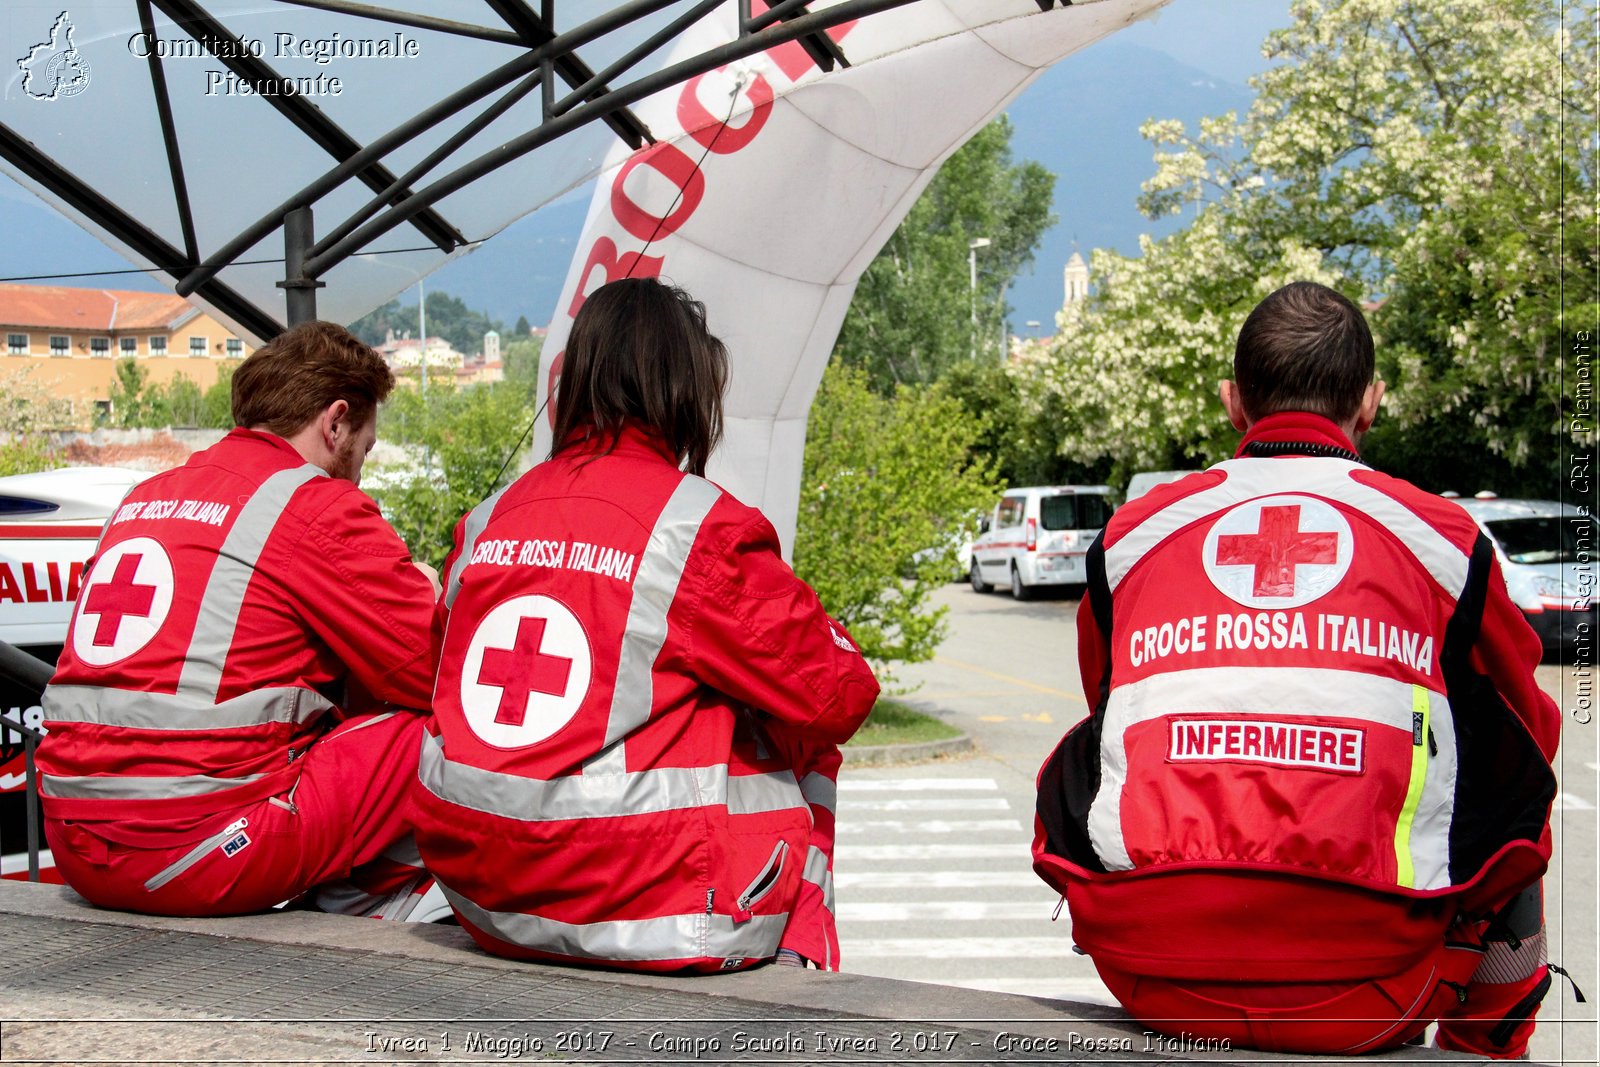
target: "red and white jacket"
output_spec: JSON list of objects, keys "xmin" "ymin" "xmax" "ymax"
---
[
  {"xmin": 39, "ymin": 429, "xmax": 436, "ymax": 824},
  {"xmin": 414, "ymin": 423, "xmax": 879, "ymax": 972},
  {"xmin": 1034, "ymin": 414, "xmax": 1559, "ymax": 982}
]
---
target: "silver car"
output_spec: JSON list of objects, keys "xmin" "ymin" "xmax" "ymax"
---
[{"xmin": 1453, "ymin": 496, "xmax": 1597, "ymax": 654}]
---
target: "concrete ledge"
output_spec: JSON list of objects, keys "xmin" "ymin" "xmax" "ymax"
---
[
  {"xmin": 842, "ymin": 733, "xmax": 975, "ymax": 766},
  {"xmin": 0, "ymin": 880, "xmax": 1481, "ymax": 1065}
]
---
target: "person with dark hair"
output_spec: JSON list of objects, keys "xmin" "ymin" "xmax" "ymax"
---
[
  {"xmin": 40, "ymin": 320, "xmax": 437, "ymax": 918},
  {"xmin": 1033, "ymin": 282, "xmax": 1562, "ymax": 1057},
  {"xmin": 416, "ymin": 277, "xmax": 879, "ymax": 972}
]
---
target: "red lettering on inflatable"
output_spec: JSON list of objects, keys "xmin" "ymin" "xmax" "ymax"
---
[
  {"xmin": 66, "ymin": 561, "xmax": 84, "ymax": 600},
  {"xmin": 756, "ymin": 2, "xmax": 858, "ymax": 82},
  {"xmin": 678, "ymin": 70, "xmax": 774, "ymax": 153},
  {"xmin": 46, "ymin": 561, "xmax": 63, "ymax": 602},
  {"xmin": 0, "ymin": 564, "xmax": 21, "ymax": 604},
  {"xmin": 610, "ymin": 141, "xmax": 707, "ymax": 242},
  {"xmin": 567, "ymin": 238, "xmax": 664, "ymax": 321}
]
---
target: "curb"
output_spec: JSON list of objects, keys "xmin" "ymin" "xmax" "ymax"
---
[{"xmin": 842, "ymin": 732, "xmax": 975, "ymax": 766}]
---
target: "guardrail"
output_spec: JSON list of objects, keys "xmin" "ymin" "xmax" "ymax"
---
[{"xmin": 0, "ymin": 639, "xmax": 51, "ymax": 882}]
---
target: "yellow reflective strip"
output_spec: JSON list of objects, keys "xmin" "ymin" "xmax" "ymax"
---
[{"xmin": 1393, "ymin": 685, "xmax": 1431, "ymax": 889}]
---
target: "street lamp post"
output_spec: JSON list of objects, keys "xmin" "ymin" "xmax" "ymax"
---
[{"xmin": 968, "ymin": 237, "xmax": 991, "ymax": 361}]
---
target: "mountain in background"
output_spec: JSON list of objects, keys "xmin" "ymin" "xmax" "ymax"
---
[{"xmin": 0, "ymin": 41, "xmax": 1251, "ymax": 336}]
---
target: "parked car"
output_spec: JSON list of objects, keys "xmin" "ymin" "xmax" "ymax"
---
[
  {"xmin": 969, "ymin": 485, "xmax": 1113, "ymax": 599},
  {"xmin": 1124, "ymin": 469, "xmax": 1198, "ymax": 504},
  {"xmin": 1454, "ymin": 496, "xmax": 1596, "ymax": 654},
  {"xmin": 1, "ymin": 466, "xmax": 149, "ymax": 879}
]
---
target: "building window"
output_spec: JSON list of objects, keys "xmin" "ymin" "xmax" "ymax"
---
[
  {"xmin": 90, "ymin": 337, "xmax": 110, "ymax": 358},
  {"xmin": 189, "ymin": 336, "xmax": 206, "ymax": 357},
  {"xmin": 120, "ymin": 337, "xmax": 137, "ymax": 357},
  {"xmin": 225, "ymin": 338, "xmax": 243, "ymax": 358},
  {"xmin": 149, "ymin": 336, "xmax": 167, "ymax": 356},
  {"xmin": 6, "ymin": 333, "xmax": 26, "ymax": 355},
  {"xmin": 49, "ymin": 335, "xmax": 69, "ymax": 356}
]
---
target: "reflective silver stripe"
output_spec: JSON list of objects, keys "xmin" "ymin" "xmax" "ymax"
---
[
  {"xmin": 44, "ymin": 685, "xmax": 333, "ymax": 731},
  {"xmin": 439, "ymin": 878, "xmax": 788, "ymax": 963},
  {"xmin": 588, "ymin": 476, "xmax": 721, "ymax": 775},
  {"xmin": 801, "ymin": 844, "xmax": 835, "ymax": 913},
  {"xmin": 1090, "ymin": 666, "xmax": 1456, "ymax": 886},
  {"xmin": 1105, "ymin": 459, "xmax": 1471, "ymax": 599},
  {"xmin": 799, "ymin": 771, "xmax": 837, "ymax": 816},
  {"xmin": 444, "ymin": 485, "xmax": 509, "ymax": 610},
  {"xmin": 418, "ymin": 731, "xmax": 806, "ymax": 821},
  {"xmin": 42, "ymin": 770, "xmax": 269, "ymax": 801},
  {"xmin": 179, "ymin": 464, "xmax": 323, "ymax": 700},
  {"xmin": 143, "ymin": 823, "xmax": 239, "ymax": 891}
]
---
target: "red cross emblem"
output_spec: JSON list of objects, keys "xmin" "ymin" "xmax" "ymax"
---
[
  {"xmin": 1214, "ymin": 504, "xmax": 1339, "ymax": 597},
  {"xmin": 84, "ymin": 552, "xmax": 158, "ymax": 646},
  {"xmin": 476, "ymin": 616, "xmax": 574, "ymax": 726},
  {"xmin": 460, "ymin": 594, "xmax": 592, "ymax": 749}
]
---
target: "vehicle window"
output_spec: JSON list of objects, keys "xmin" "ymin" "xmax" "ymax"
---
[
  {"xmin": 1040, "ymin": 495, "xmax": 1076, "ymax": 530},
  {"xmin": 1078, "ymin": 493, "xmax": 1113, "ymax": 529},
  {"xmin": 1487, "ymin": 516, "xmax": 1598, "ymax": 564},
  {"xmin": 997, "ymin": 497, "xmax": 1024, "ymax": 526}
]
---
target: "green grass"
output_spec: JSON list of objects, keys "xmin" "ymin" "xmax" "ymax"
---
[{"xmin": 845, "ymin": 697, "xmax": 963, "ymax": 747}]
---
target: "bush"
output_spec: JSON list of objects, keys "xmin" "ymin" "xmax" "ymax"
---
[{"xmin": 793, "ymin": 363, "xmax": 999, "ymax": 676}]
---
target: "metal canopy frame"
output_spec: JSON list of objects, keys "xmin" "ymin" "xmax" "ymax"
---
[{"xmin": 0, "ymin": 0, "xmax": 965, "ymax": 337}]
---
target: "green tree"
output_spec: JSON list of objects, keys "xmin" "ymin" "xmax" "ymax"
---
[
  {"xmin": 514, "ymin": 315, "xmax": 532, "ymax": 336},
  {"xmin": 0, "ymin": 366, "xmax": 71, "ymax": 475},
  {"xmin": 201, "ymin": 363, "xmax": 236, "ymax": 428},
  {"xmin": 834, "ymin": 116, "xmax": 1056, "ymax": 391},
  {"xmin": 793, "ymin": 364, "xmax": 1000, "ymax": 673},
  {"xmin": 938, "ymin": 358, "xmax": 1111, "ymax": 489},
  {"xmin": 1041, "ymin": 0, "xmax": 1591, "ymax": 494},
  {"xmin": 349, "ymin": 290, "xmax": 505, "ymax": 358},
  {"xmin": 106, "ymin": 358, "xmax": 151, "ymax": 427},
  {"xmin": 366, "ymin": 382, "xmax": 533, "ymax": 569},
  {"xmin": 503, "ymin": 336, "xmax": 544, "ymax": 392}
]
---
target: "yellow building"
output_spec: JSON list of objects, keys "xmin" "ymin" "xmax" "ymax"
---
[{"xmin": 0, "ymin": 283, "xmax": 253, "ymax": 422}]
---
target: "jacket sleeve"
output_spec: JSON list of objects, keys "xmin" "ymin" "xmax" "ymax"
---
[
  {"xmin": 685, "ymin": 512, "xmax": 879, "ymax": 746},
  {"xmin": 293, "ymin": 485, "xmax": 439, "ymax": 712},
  {"xmin": 1471, "ymin": 555, "xmax": 1561, "ymax": 762}
]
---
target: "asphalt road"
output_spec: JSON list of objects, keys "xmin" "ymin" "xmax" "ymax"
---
[{"xmin": 836, "ymin": 582, "xmax": 1598, "ymax": 1065}]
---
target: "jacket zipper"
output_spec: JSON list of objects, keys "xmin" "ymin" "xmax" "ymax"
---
[
  {"xmin": 144, "ymin": 816, "xmax": 248, "ymax": 892},
  {"xmin": 731, "ymin": 840, "xmax": 788, "ymax": 923}
]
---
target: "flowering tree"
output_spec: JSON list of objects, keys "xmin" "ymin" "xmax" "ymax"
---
[{"xmin": 1041, "ymin": 0, "xmax": 1593, "ymax": 490}]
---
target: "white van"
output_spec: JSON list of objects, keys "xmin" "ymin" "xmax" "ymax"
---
[{"xmin": 969, "ymin": 485, "xmax": 1114, "ymax": 599}]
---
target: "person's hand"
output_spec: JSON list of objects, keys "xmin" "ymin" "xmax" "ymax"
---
[{"xmin": 414, "ymin": 561, "xmax": 442, "ymax": 597}]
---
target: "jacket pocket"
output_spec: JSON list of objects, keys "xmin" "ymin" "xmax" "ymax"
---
[
  {"xmin": 731, "ymin": 839, "xmax": 789, "ymax": 923},
  {"xmin": 143, "ymin": 816, "xmax": 250, "ymax": 892}
]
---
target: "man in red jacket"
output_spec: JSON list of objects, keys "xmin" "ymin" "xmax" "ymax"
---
[
  {"xmin": 40, "ymin": 321, "xmax": 437, "ymax": 917},
  {"xmin": 1034, "ymin": 283, "xmax": 1562, "ymax": 1057}
]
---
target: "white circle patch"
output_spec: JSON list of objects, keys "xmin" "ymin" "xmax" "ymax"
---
[
  {"xmin": 460, "ymin": 594, "xmax": 593, "ymax": 750},
  {"xmin": 1202, "ymin": 495, "xmax": 1353, "ymax": 609},
  {"xmin": 72, "ymin": 538, "xmax": 174, "ymax": 665}
]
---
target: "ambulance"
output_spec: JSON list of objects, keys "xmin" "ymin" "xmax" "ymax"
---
[
  {"xmin": 968, "ymin": 485, "xmax": 1114, "ymax": 599},
  {"xmin": 1, "ymin": 466, "xmax": 148, "ymax": 878}
]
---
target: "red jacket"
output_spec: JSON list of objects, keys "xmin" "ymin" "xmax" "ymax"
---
[
  {"xmin": 1034, "ymin": 414, "xmax": 1558, "ymax": 981},
  {"xmin": 414, "ymin": 423, "xmax": 879, "ymax": 971},
  {"xmin": 39, "ymin": 429, "xmax": 436, "ymax": 824}
]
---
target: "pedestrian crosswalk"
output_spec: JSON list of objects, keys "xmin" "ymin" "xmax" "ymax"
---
[{"xmin": 834, "ymin": 774, "xmax": 1115, "ymax": 1006}]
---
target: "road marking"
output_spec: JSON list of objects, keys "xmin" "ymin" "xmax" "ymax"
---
[
  {"xmin": 1553, "ymin": 792, "xmax": 1596, "ymax": 811},
  {"xmin": 835, "ymin": 871, "xmax": 1042, "ymax": 889},
  {"xmin": 840, "ymin": 797, "xmax": 1011, "ymax": 813},
  {"xmin": 846, "ymin": 936, "xmax": 1078, "ymax": 959},
  {"xmin": 1023, "ymin": 712, "xmax": 1054, "ymax": 723},
  {"xmin": 979, "ymin": 715, "xmax": 1009, "ymax": 723},
  {"xmin": 836, "ymin": 844, "xmax": 1022, "ymax": 862},
  {"xmin": 839, "ymin": 779, "xmax": 998, "ymax": 792},
  {"xmin": 835, "ymin": 819, "xmax": 1023, "ymax": 836},
  {"xmin": 934, "ymin": 655, "xmax": 1086, "ymax": 703},
  {"xmin": 838, "ymin": 901, "xmax": 1053, "ymax": 922},
  {"xmin": 913, "ymin": 690, "xmax": 1018, "ymax": 700}
]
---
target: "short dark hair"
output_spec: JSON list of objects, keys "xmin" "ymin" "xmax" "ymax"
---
[
  {"xmin": 551, "ymin": 278, "xmax": 727, "ymax": 476},
  {"xmin": 1233, "ymin": 282, "xmax": 1374, "ymax": 423},
  {"xmin": 232, "ymin": 320, "xmax": 394, "ymax": 435}
]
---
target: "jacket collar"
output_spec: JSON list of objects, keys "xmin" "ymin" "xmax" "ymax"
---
[
  {"xmin": 1234, "ymin": 412, "xmax": 1364, "ymax": 463},
  {"xmin": 559, "ymin": 420, "xmax": 679, "ymax": 465}
]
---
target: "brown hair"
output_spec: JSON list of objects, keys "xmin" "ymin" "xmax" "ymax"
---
[
  {"xmin": 1233, "ymin": 282, "xmax": 1374, "ymax": 423},
  {"xmin": 550, "ymin": 278, "xmax": 727, "ymax": 476},
  {"xmin": 231, "ymin": 320, "xmax": 394, "ymax": 435}
]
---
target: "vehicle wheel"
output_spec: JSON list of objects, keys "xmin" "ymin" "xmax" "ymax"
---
[
  {"xmin": 969, "ymin": 560, "xmax": 991, "ymax": 593},
  {"xmin": 1010, "ymin": 565, "xmax": 1032, "ymax": 601}
]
